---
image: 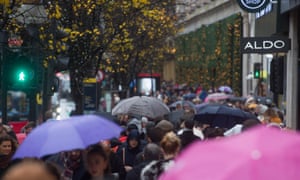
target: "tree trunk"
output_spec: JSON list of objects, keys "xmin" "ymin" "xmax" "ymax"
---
[{"xmin": 69, "ymin": 68, "xmax": 84, "ymax": 115}]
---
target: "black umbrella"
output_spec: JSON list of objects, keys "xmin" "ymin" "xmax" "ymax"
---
[{"xmin": 194, "ymin": 103, "xmax": 258, "ymax": 129}]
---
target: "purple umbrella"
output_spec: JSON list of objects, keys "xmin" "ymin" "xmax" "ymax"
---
[{"xmin": 13, "ymin": 114, "xmax": 123, "ymax": 159}]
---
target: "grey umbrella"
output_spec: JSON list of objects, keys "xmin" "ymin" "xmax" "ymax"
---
[
  {"xmin": 112, "ymin": 96, "xmax": 170, "ymax": 119},
  {"xmin": 169, "ymin": 100, "xmax": 196, "ymax": 111}
]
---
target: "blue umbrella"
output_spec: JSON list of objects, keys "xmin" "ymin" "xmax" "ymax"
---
[
  {"xmin": 183, "ymin": 93, "xmax": 196, "ymax": 100},
  {"xmin": 194, "ymin": 103, "xmax": 258, "ymax": 129},
  {"xmin": 13, "ymin": 114, "xmax": 123, "ymax": 159}
]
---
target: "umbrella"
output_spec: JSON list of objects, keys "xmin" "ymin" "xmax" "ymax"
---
[
  {"xmin": 16, "ymin": 133, "xmax": 26, "ymax": 144},
  {"xmin": 168, "ymin": 110, "xmax": 185, "ymax": 129},
  {"xmin": 112, "ymin": 96, "xmax": 170, "ymax": 119},
  {"xmin": 218, "ymin": 85, "xmax": 233, "ymax": 94},
  {"xmin": 194, "ymin": 103, "xmax": 258, "ymax": 129},
  {"xmin": 169, "ymin": 100, "xmax": 196, "ymax": 111},
  {"xmin": 160, "ymin": 126, "xmax": 300, "ymax": 180},
  {"xmin": 204, "ymin": 92, "xmax": 231, "ymax": 103},
  {"xmin": 182, "ymin": 93, "xmax": 196, "ymax": 100},
  {"xmin": 227, "ymin": 96, "xmax": 247, "ymax": 103},
  {"xmin": 13, "ymin": 114, "xmax": 122, "ymax": 159},
  {"xmin": 254, "ymin": 96, "xmax": 273, "ymax": 105}
]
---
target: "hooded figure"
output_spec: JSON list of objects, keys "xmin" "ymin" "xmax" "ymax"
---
[{"xmin": 116, "ymin": 129, "xmax": 145, "ymax": 172}]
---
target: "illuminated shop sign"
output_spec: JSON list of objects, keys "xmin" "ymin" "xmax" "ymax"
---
[
  {"xmin": 237, "ymin": 0, "xmax": 270, "ymax": 13},
  {"xmin": 241, "ymin": 37, "xmax": 291, "ymax": 53}
]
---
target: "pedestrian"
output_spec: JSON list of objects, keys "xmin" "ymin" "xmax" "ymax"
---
[
  {"xmin": 23, "ymin": 121, "xmax": 36, "ymax": 135},
  {"xmin": 0, "ymin": 135, "xmax": 18, "ymax": 178},
  {"xmin": 177, "ymin": 119, "xmax": 200, "ymax": 151},
  {"xmin": 0, "ymin": 123, "xmax": 17, "ymax": 142},
  {"xmin": 116, "ymin": 129, "xmax": 145, "ymax": 174},
  {"xmin": 155, "ymin": 120, "xmax": 174, "ymax": 135},
  {"xmin": 140, "ymin": 132, "xmax": 181, "ymax": 180},
  {"xmin": 81, "ymin": 144, "xmax": 118, "ymax": 180},
  {"xmin": 101, "ymin": 140, "xmax": 126, "ymax": 180},
  {"xmin": 126, "ymin": 143, "xmax": 162, "ymax": 180},
  {"xmin": 46, "ymin": 149, "xmax": 86, "ymax": 180},
  {"xmin": 241, "ymin": 119, "xmax": 262, "ymax": 132},
  {"xmin": 262, "ymin": 108, "xmax": 282, "ymax": 125},
  {"xmin": 2, "ymin": 158, "xmax": 60, "ymax": 180},
  {"xmin": 203, "ymin": 127, "xmax": 226, "ymax": 139}
]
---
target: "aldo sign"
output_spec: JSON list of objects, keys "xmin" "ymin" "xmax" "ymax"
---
[
  {"xmin": 240, "ymin": 37, "xmax": 291, "ymax": 54},
  {"xmin": 237, "ymin": 0, "xmax": 270, "ymax": 13}
]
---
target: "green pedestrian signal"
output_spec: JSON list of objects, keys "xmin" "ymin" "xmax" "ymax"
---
[
  {"xmin": 18, "ymin": 71, "xmax": 25, "ymax": 81},
  {"xmin": 6, "ymin": 54, "xmax": 37, "ymax": 89},
  {"xmin": 253, "ymin": 63, "xmax": 261, "ymax": 79},
  {"xmin": 254, "ymin": 70, "xmax": 260, "ymax": 78},
  {"xmin": 13, "ymin": 66, "xmax": 34, "ymax": 83}
]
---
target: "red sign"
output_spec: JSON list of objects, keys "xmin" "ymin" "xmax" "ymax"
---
[{"xmin": 96, "ymin": 70, "xmax": 105, "ymax": 82}]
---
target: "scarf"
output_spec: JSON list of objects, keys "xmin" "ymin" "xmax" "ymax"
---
[
  {"xmin": 0, "ymin": 153, "xmax": 12, "ymax": 169},
  {"xmin": 61, "ymin": 153, "xmax": 81, "ymax": 179}
]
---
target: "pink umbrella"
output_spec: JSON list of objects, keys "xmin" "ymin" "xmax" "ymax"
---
[
  {"xmin": 16, "ymin": 133, "xmax": 27, "ymax": 144},
  {"xmin": 204, "ymin": 92, "xmax": 231, "ymax": 103},
  {"xmin": 160, "ymin": 126, "xmax": 300, "ymax": 180}
]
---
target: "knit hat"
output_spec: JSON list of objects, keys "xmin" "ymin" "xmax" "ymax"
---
[{"xmin": 155, "ymin": 120, "xmax": 174, "ymax": 133}]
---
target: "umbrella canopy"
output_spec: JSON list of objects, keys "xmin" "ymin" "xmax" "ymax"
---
[
  {"xmin": 194, "ymin": 103, "xmax": 258, "ymax": 129},
  {"xmin": 169, "ymin": 100, "xmax": 195, "ymax": 111},
  {"xmin": 168, "ymin": 110, "xmax": 185, "ymax": 129},
  {"xmin": 160, "ymin": 126, "xmax": 300, "ymax": 180},
  {"xmin": 182, "ymin": 93, "xmax": 196, "ymax": 100},
  {"xmin": 227, "ymin": 96, "xmax": 247, "ymax": 103},
  {"xmin": 112, "ymin": 96, "xmax": 170, "ymax": 119},
  {"xmin": 204, "ymin": 92, "xmax": 231, "ymax": 103},
  {"xmin": 254, "ymin": 96, "xmax": 273, "ymax": 105},
  {"xmin": 13, "ymin": 114, "xmax": 122, "ymax": 159},
  {"xmin": 218, "ymin": 85, "xmax": 233, "ymax": 94}
]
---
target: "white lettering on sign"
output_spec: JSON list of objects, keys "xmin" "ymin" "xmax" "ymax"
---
[
  {"xmin": 244, "ymin": 40, "xmax": 286, "ymax": 50},
  {"xmin": 245, "ymin": 0, "xmax": 262, "ymax": 5},
  {"xmin": 256, "ymin": 3, "xmax": 272, "ymax": 19}
]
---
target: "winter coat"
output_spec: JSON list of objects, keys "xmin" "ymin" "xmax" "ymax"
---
[
  {"xmin": 126, "ymin": 161, "xmax": 152, "ymax": 180},
  {"xmin": 116, "ymin": 130, "xmax": 145, "ymax": 167},
  {"xmin": 178, "ymin": 129, "xmax": 200, "ymax": 150},
  {"xmin": 140, "ymin": 159, "xmax": 174, "ymax": 180}
]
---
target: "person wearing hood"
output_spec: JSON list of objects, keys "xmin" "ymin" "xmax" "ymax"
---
[
  {"xmin": 116, "ymin": 129, "xmax": 146, "ymax": 173},
  {"xmin": 126, "ymin": 143, "xmax": 162, "ymax": 180}
]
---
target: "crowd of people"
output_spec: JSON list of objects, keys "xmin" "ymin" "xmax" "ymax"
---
[{"xmin": 0, "ymin": 84, "xmax": 290, "ymax": 180}]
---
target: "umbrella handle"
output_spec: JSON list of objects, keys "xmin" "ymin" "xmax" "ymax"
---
[{"xmin": 122, "ymin": 148, "xmax": 125, "ymax": 165}]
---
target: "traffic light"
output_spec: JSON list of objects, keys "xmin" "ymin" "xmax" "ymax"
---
[
  {"xmin": 253, "ymin": 63, "xmax": 261, "ymax": 79},
  {"xmin": 270, "ymin": 57, "xmax": 284, "ymax": 94},
  {"xmin": 47, "ymin": 75, "xmax": 59, "ymax": 96},
  {"xmin": 6, "ymin": 54, "xmax": 37, "ymax": 89}
]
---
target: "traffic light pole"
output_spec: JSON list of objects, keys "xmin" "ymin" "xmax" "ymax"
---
[
  {"xmin": 1, "ymin": 85, "xmax": 7, "ymax": 124},
  {"xmin": 28, "ymin": 89, "xmax": 37, "ymax": 122},
  {"xmin": 0, "ymin": 31, "xmax": 8, "ymax": 124}
]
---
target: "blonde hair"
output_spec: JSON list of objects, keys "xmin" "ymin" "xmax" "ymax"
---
[{"xmin": 160, "ymin": 132, "xmax": 181, "ymax": 155}]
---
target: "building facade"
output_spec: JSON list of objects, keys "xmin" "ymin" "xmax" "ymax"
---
[{"xmin": 172, "ymin": 0, "xmax": 299, "ymax": 129}]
